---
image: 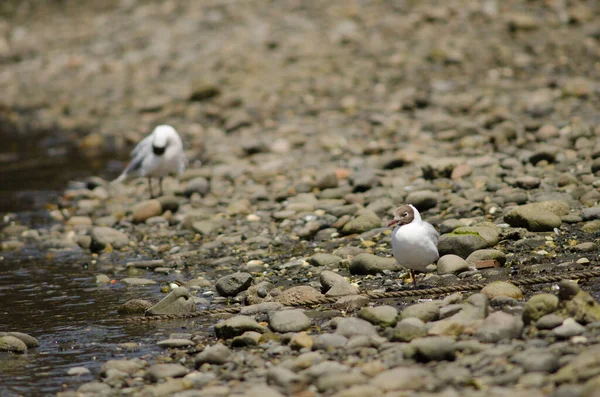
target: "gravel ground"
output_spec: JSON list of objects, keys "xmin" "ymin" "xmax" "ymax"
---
[{"xmin": 2, "ymin": 0, "xmax": 600, "ymax": 396}]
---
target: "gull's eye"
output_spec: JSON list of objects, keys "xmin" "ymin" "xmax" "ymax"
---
[{"xmin": 403, "ymin": 212, "xmax": 409, "ymax": 217}]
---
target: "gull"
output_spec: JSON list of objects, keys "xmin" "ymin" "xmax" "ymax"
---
[
  {"xmin": 387, "ymin": 204, "xmax": 439, "ymax": 287},
  {"xmin": 112, "ymin": 125, "xmax": 186, "ymax": 198}
]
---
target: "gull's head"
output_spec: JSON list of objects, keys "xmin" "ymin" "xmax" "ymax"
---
[
  {"xmin": 152, "ymin": 125, "xmax": 179, "ymax": 155},
  {"xmin": 387, "ymin": 204, "xmax": 418, "ymax": 227}
]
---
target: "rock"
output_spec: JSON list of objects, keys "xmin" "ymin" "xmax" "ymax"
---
[
  {"xmin": 0, "ymin": 335, "xmax": 27, "ymax": 353},
  {"xmin": 156, "ymin": 339, "xmax": 194, "ymax": 348},
  {"xmin": 146, "ymin": 287, "xmax": 195, "ymax": 315},
  {"xmin": 117, "ymin": 299, "xmax": 153, "ymax": 314},
  {"xmin": 358, "ymin": 305, "xmax": 398, "ymax": 327},
  {"xmin": 536, "ymin": 314, "xmax": 564, "ymax": 330},
  {"xmin": 370, "ymin": 366, "xmax": 435, "ymax": 391},
  {"xmin": 316, "ymin": 371, "xmax": 368, "ymax": 392},
  {"xmin": 523, "ymin": 294, "xmax": 559, "ymax": 324},
  {"xmin": 215, "ymin": 316, "xmax": 268, "ymax": 339},
  {"xmin": 156, "ymin": 195, "xmax": 180, "ymax": 213},
  {"xmin": 184, "ymin": 177, "xmax": 210, "ymax": 197},
  {"xmin": 332, "ymin": 317, "xmax": 377, "ymax": 338},
  {"xmin": 276, "ymin": 286, "xmax": 324, "ymax": 305},
  {"xmin": 90, "ymin": 226, "xmax": 129, "ymax": 251},
  {"xmin": 405, "ymin": 190, "xmax": 439, "ymax": 211},
  {"xmin": 481, "ymin": 281, "xmax": 523, "ymax": 300},
  {"xmin": 389, "ymin": 317, "xmax": 427, "ymax": 342},
  {"xmin": 121, "ymin": 277, "xmax": 157, "ymax": 286},
  {"xmin": 341, "ymin": 209, "xmax": 381, "ymax": 234},
  {"xmin": 77, "ymin": 382, "xmax": 112, "ymax": 395},
  {"xmin": 438, "ymin": 233, "xmax": 488, "ymax": 258},
  {"xmin": 215, "ymin": 272, "xmax": 253, "ymax": 297},
  {"xmin": 333, "ymin": 295, "xmax": 370, "ymax": 311},
  {"xmin": 400, "ymin": 301, "xmax": 440, "ymax": 323},
  {"xmin": 551, "ymin": 345, "xmax": 600, "ymax": 384},
  {"xmin": 290, "ymin": 332, "xmax": 314, "ymax": 350},
  {"xmin": 558, "ymin": 280, "xmax": 581, "ymax": 301},
  {"xmin": 131, "ymin": 199, "xmax": 162, "ymax": 223},
  {"xmin": 407, "ymin": 336, "xmax": 456, "ymax": 362},
  {"xmin": 512, "ymin": 350, "xmax": 560, "ymax": 373},
  {"xmin": 195, "ymin": 343, "xmax": 232, "ymax": 366},
  {"xmin": 232, "ymin": 331, "xmax": 262, "ymax": 347},
  {"xmin": 466, "ymin": 249, "xmax": 506, "ymax": 267},
  {"xmin": 269, "ymin": 309, "xmax": 312, "ymax": 333},
  {"xmin": 349, "ymin": 170, "xmax": 379, "ymax": 192},
  {"xmin": 331, "ymin": 385, "xmax": 382, "ymax": 397},
  {"xmin": 320, "ymin": 271, "xmax": 359, "ymax": 296},
  {"xmin": 313, "ymin": 333, "xmax": 348, "ymax": 351},
  {"xmin": 349, "ymin": 253, "xmax": 400, "ymax": 275},
  {"xmin": 100, "ymin": 359, "xmax": 146, "ymax": 376},
  {"xmin": 308, "ymin": 253, "xmax": 343, "ymax": 267},
  {"xmin": 582, "ymin": 207, "xmax": 600, "ymax": 221},
  {"xmin": 572, "ymin": 242, "xmax": 598, "ymax": 252},
  {"xmin": 553, "ymin": 318, "xmax": 586, "ymax": 339},
  {"xmin": 475, "ymin": 311, "xmax": 524, "ymax": 342},
  {"xmin": 504, "ymin": 204, "xmax": 562, "ymax": 232},
  {"xmin": 6, "ymin": 332, "xmax": 39, "ymax": 348},
  {"xmin": 437, "ymin": 254, "xmax": 470, "ymax": 275},
  {"xmin": 146, "ymin": 363, "xmax": 189, "ymax": 382},
  {"xmin": 245, "ymin": 385, "xmax": 286, "ymax": 397},
  {"xmin": 558, "ymin": 290, "xmax": 600, "ymax": 324},
  {"xmin": 515, "ymin": 175, "xmax": 541, "ymax": 189},
  {"xmin": 68, "ymin": 367, "xmax": 91, "ymax": 376},
  {"xmin": 315, "ymin": 171, "xmax": 339, "ymax": 190},
  {"xmin": 267, "ymin": 366, "xmax": 307, "ymax": 394}
]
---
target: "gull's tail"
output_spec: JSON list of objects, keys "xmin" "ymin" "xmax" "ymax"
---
[{"xmin": 111, "ymin": 172, "xmax": 128, "ymax": 185}]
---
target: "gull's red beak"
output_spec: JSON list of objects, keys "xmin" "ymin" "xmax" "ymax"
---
[{"xmin": 387, "ymin": 219, "xmax": 399, "ymax": 227}]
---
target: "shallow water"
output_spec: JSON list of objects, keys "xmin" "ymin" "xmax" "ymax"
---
[{"xmin": 0, "ymin": 129, "xmax": 175, "ymax": 395}]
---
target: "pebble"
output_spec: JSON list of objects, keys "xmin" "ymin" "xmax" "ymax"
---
[
  {"xmin": 405, "ymin": 190, "xmax": 439, "ymax": 210},
  {"xmin": 232, "ymin": 331, "xmax": 262, "ymax": 347},
  {"xmin": 332, "ymin": 317, "xmax": 377, "ymax": 338},
  {"xmin": 512, "ymin": 350, "xmax": 560, "ymax": 373},
  {"xmin": 0, "ymin": 335, "xmax": 28, "ymax": 353},
  {"xmin": 121, "ymin": 277, "xmax": 157, "ymax": 285},
  {"xmin": 504, "ymin": 203, "xmax": 562, "ymax": 232},
  {"xmin": 389, "ymin": 317, "xmax": 427, "ymax": 342},
  {"xmin": 312, "ymin": 333, "xmax": 349, "ymax": 351},
  {"xmin": 100, "ymin": 359, "xmax": 146, "ymax": 376},
  {"xmin": 475, "ymin": 311, "xmax": 524, "ymax": 342},
  {"xmin": 117, "ymin": 299, "xmax": 153, "ymax": 314},
  {"xmin": 131, "ymin": 199, "xmax": 162, "ymax": 223},
  {"xmin": 90, "ymin": 226, "xmax": 129, "ymax": 251},
  {"xmin": 407, "ymin": 336, "xmax": 456, "ymax": 362},
  {"xmin": 195, "ymin": 343, "xmax": 232, "ymax": 366},
  {"xmin": 156, "ymin": 338, "xmax": 194, "ymax": 348},
  {"xmin": 290, "ymin": 332, "xmax": 313, "ymax": 350},
  {"xmin": 215, "ymin": 272, "xmax": 253, "ymax": 297},
  {"xmin": 214, "ymin": 315, "xmax": 268, "ymax": 339},
  {"xmin": 553, "ymin": 318, "xmax": 586, "ymax": 339},
  {"xmin": 349, "ymin": 253, "xmax": 400, "ymax": 275},
  {"xmin": 481, "ymin": 281, "xmax": 523, "ymax": 300},
  {"xmin": 341, "ymin": 209, "xmax": 382, "ymax": 234},
  {"xmin": 536, "ymin": 313, "xmax": 565, "ymax": 330},
  {"xmin": 438, "ymin": 233, "xmax": 488, "ymax": 258},
  {"xmin": 146, "ymin": 363, "xmax": 189, "ymax": 382},
  {"xmin": 308, "ymin": 253, "xmax": 343, "ymax": 267},
  {"xmin": 358, "ymin": 305, "xmax": 398, "ymax": 327},
  {"xmin": 437, "ymin": 254, "xmax": 470, "ymax": 275},
  {"xmin": 269, "ymin": 309, "xmax": 312, "ymax": 333},
  {"xmin": 371, "ymin": 366, "xmax": 435, "ymax": 391},
  {"xmin": 67, "ymin": 367, "xmax": 91, "ymax": 376},
  {"xmin": 466, "ymin": 249, "xmax": 506, "ymax": 267},
  {"xmin": 276, "ymin": 286, "xmax": 324, "ymax": 305},
  {"xmin": 4, "ymin": 332, "xmax": 39, "ymax": 347},
  {"xmin": 400, "ymin": 301, "xmax": 440, "ymax": 322},
  {"xmin": 523, "ymin": 293, "xmax": 559, "ymax": 324}
]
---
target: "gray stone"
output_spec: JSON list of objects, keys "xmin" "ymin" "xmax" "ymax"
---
[
  {"xmin": 0, "ymin": 335, "xmax": 27, "ymax": 353},
  {"xmin": 231, "ymin": 331, "xmax": 262, "ymax": 347},
  {"xmin": 466, "ymin": 249, "xmax": 507, "ymax": 267},
  {"xmin": 342, "ymin": 209, "xmax": 382, "ymax": 234},
  {"xmin": 147, "ymin": 363, "xmax": 189, "ymax": 382},
  {"xmin": 245, "ymin": 385, "xmax": 286, "ymax": 397},
  {"xmin": 405, "ymin": 190, "xmax": 440, "ymax": 211},
  {"xmin": 536, "ymin": 314, "xmax": 564, "ymax": 330},
  {"xmin": 349, "ymin": 253, "xmax": 400, "ymax": 275},
  {"xmin": 308, "ymin": 253, "xmax": 342, "ymax": 267},
  {"xmin": 350, "ymin": 170, "xmax": 379, "ymax": 192},
  {"xmin": 131, "ymin": 199, "xmax": 162, "ymax": 223},
  {"xmin": 358, "ymin": 305, "xmax": 398, "ymax": 327},
  {"xmin": 389, "ymin": 317, "xmax": 427, "ymax": 342},
  {"xmin": 67, "ymin": 367, "xmax": 91, "ymax": 376},
  {"xmin": 267, "ymin": 366, "xmax": 306, "ymax": 394},
  {"xmin": 475, "ymin": 311, "xmax": 524, "ymax": 342},
  {"xmin": 117, "ymin": 299, "xmax": 153, "ymax": 314},
  {"xmin": 438, "ymin": 233, "xmax": 488, "ymax": 258},
  {"xmin": 214, "ymin": 315, "xmax": 268, "ymax": 339},
  {"xmin": 523, "ymin": 293, "xmax": 559, "ymax": 324},
  {"xmin": 551, "ymin": 345, "xmax": 600, "ymax": 384},
  {"xmin": 371, "ymin": 366, "xmax": 435, "ymax": 391},
  {"xmin": 121, "ymin": 277, "xmax": 157, "ymax": 286},
  {"xmin": 312, "ymin": 333, "xmax": 348, "ymax": 351},
  {"xmin": 437, "ymin": 254, "xmax": 470, "ymax": 275},
  {"xmin": 269, "ymin": 309, "xmax": 312, "ymax": 333},
  {"xmin": 512, "ymin": 350, "xmax": 560, "ymax": 373},
  {"xmin": 240, "ymin": 302, "xmax": 284, "ymax": 315},
  {"xmin": 6, "ymin": 332, "xmax": 39, "ymax": 348},
  {"xmin": 90, "ymin": 226, "xmax": 129, "ymax": 251},
  {"xmin": 184, "ymin": 177, "xmax": 210, "ymax": 197},
  {"xmin": 316, "ymin": 371, "xmax": 368, "ymax": 392},
  {"xmin": 333, "ymin": 295, "xmax": 370, "ymax": 311},
  {"xmin": 216, "ymin": 272, "xmax": 253, "ymax": 297},
  {"xmin": 330, "ymin": 385, "xmax": 381, "ymax": 397},
  {"xmin": 320, "ymin": 270, "xmax": 358, "ymax": 296},
  {"xmin": 100, "ymin": 359, "xmax": 146, "ymax": 376},
  {"xmin": 553, "ymin": 318, "xmax": 585, "ymax": 339},
  {"xmin": 146, "ymin": 287, "xmax": 195, "ymax": 315},
  {"xmin": 581, "ymin": 207, "xmax": 600, "ymax": 221},
  {"xmin": 156, "ymin": 338, "xmax": 194, "ymax": 348},
  {"xmin": 504, "ymin": 204, "xmax": 562, "ymax": 232},
  {"xmin": 407, "ymin": 336, "xmax": 456, "ymax": 362},
  {"xmin": 77, "ymin": 382, "xmax": 112, "ymax": 395},
  {"xmin": 195, "ymin": 343, "xmax": 232, "ymax": 366},
  {"xmin": 481, "ymin": 281, "xmax": 523, "ymax": 300},
  {"xmin": 400, "ymin": 301, "xmax": 440, "ymax": 322},
  {"xmin": 332, "ymin": 317, "xmax": 377, "ymax": 338}
]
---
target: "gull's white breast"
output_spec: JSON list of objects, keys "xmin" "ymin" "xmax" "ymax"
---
[{"xmin": 391, "ymin": 222, "xmax": 439, "ymax": 271}]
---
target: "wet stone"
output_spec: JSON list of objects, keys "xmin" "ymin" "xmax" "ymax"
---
[
  {"xmin": 215, "ymin": 315, "xmax": 268, "ymax": 339},
  {"xmin": 90, "ymin": 226, "xmax": 129, "ymax": 251},
  {"xmin": 0, "ymin": 335, "xmax": 27, "ymax": 353},
  {"xmin": 156, "ymin": 338, "xmax": 194, "ymax": 348},
  {"xmin": 523, "ymin": 294, "xmax": 559, "ymax": 324},
  {"xmin": 5, "ymin": 332, "xmax": 39, "ymax": 348},
  {"xmin": 117, "ymin": 299, "xmax": 153, "ymax": 314},
  {"xmin": 100, "ymin": 359, "xmax": 146, "ymax": 376}
]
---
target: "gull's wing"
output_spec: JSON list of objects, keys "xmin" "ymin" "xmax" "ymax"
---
[
  {"xmin": 424, "ymin": 222, "xmax": 440, "ymax": 246},
  {"xmin": 112, "ymin": 135, "xmax": 153, "ymax": 183},
  {"xmin": 131, "ymin": 133, "xmax": 154, "ymax": 157}
]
